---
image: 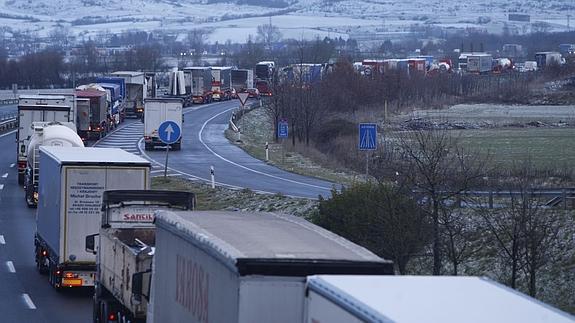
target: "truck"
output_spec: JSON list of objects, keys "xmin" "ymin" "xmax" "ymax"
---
[
  {"xmin": 96, "ymin": 76, "xmax": 127, "ymax": 121},
  {"xmin": 75, "ymin": 90, "xmax": 108, "ymax": 140},
  {"xmin": 137, "ymin": 210, "xmax": 393, "ymax": 323},
  {"xmin": 183, "ymin": 67, "xmax": 213, "ymax": 104},
  {"xmin": 304, "ymin": 275, "xmax": 575, "ymax": 323},
  {"xmin": 210, "ymin": 66, "xmax": 232, "ymax": 101},
  {"xmin": 38, "ymin": 92, "xmax": 77, "ymax": 127},
  {"xmin": 255, "ymin": 61, "xmax": 275, "ymax": 96},
  {"xmin": 87, "ymin": 190, "xmax": 196, "ymax": 323},
  {"xmin": 467, "ymin": 53, "xmax": 493, "ymax": 74},
  {"xmin": 24, "ymin": 122, "xmax": 84, "ymax": 207},
  {"xmin": 535, "ymin": 51, "xmax": 563, "ymax": 69},
  {"xmin": 17, "ymin": 95, "xmax": 72, "ymax": 185},
  {"xmin": 231, "ymin": 69, "xmax": 254, "ymax": 94},
  {"xmin": 34, "ymin": 146, "xmax": 150, "ymax": 289},
  {"xmin": 290, "ymin": 63, "xmax": 324, "ymax": 85},
  {"xmin": 96, "ymin": 82, "xmax": 123, "ymax": 127},
  {"xmin": 111, "ymin": 71, "xmax": 147, "ymax": 118},
  {"xmin": 143, "ymin": 98, "xmax": 183, "ymax": 151}
]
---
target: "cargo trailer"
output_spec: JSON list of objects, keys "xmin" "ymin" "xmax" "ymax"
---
[
  {"xmin": 142, "ymin": 210, "xmax": 393, "ymax": 323},
  {"xmin": 34, "ymin": 147, "xmax": 150, "ymax": 289}
]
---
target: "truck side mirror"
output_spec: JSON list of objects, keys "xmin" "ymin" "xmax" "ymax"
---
[
  {"xmin": 132, "ymin": 270, "xmax": 151, "ymax": 302},
  {"xmin": 85, "ymin": 233, "xmax": 99, "ymax": 255}
]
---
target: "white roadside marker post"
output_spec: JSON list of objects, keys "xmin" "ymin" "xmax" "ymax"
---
[
  {"xmin": 265, "ymin": 142, "xmax": 269, "ymax": 161},
  {"xmin": 210, "ymin": 166, "xmax": 215, "ymax": 189}
]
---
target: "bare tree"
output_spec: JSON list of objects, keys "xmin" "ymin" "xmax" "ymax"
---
[
  {"xmin": 375, "ymin": 129, "xmax": 488, "ymax": 275},
  {"xmin": 256, "ymin": 22, "xmax": 282, "ymax": 49}
]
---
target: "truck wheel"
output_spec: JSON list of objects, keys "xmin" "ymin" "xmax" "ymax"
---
[{"xmin": 144, "ymin": 143, "xmax": 153, "ymax": 151}]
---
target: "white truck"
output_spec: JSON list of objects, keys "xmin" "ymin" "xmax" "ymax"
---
[
  {"xmin": 34, "ymin": 146, "xmax": 150, "ymax": 289},
  {"xmin": 183, "ymin": 67, "xmax": 213, "ymax": 104},
  {"xmin": 137, "ymin": 210, "xmax": 393, "ymax": 323},
  {"xmin": 210, "ymin": 66, "xmax": 232, "ymax": 101},
  {"xmin": 17, "ymin": 95, "xmax": 72, "ymax": 185},
  {"xmin": 87, "ymin": 190, "xmax": 196, "ymax": 323},
  {"xmin": 305, "ymin": 275, "xmax": 575, "ymax": 323},
  {"xmin": 466, "ymin": 53, "xmax": 493, "ymax": 74},
  {"xmin": 143, "ymin": 98, "xmax": 183, "ymax": 151},
  {"xmin": 111, "ymin": 71, "xmax": 147, "ymax": 118},
  {"xmin": 24, "ymin": 122, "xmax": 84, "ymax": 207}
]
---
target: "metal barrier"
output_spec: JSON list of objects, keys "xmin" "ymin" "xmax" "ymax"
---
[
  {"xmin": 0, "ymin": 112, "xmax": 17, "ymax": 132},
  {"xmin": 0, "ymin": 99, "xmax": 18, "ymax": 106}
]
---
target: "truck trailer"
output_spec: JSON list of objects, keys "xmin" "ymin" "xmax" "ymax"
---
[
  {"xmin": 231, "ymin": 69, "xmax": 254, "ymax": 94},
  {"xmin": 466, "ymin": 54, "xmax": 493, "ymax": 74},
  {"xmin": 305, "ymin": 275, "xmax": 575, "ymax": 323},
  {"xmin": 535, "ymin": 51, "xmax": 563, "ymax": 69},
  {"xmin": 75, "ymin": 90, "xmax": 108, "ymax": 140},
  {"xmin": 210, "ymin": 66, "xmax": 232, "ymax": 101},
  {"xmin": 34, "ymin": 147, "xmax": 150, "ymax": 289},
  {"xmin": 143, "ymin": 98, "xmax": 183, "ymax": 151},
  {"xmin": 87, "ymin": 190, "xmax": 195, "ymax": 323},
  {"xmin": 141, "ymin": 210, "xmax": 393, "ymax": 323},
  {"xmin": 111, "ymin": 71, "xmax": 146, "ymax": 118},
  {"xmin": 17, "ymin": 95, "xmax": 72, "ymax": 185},
  {"xmin": 24, "ymin": 122, "xmax": 83, "ymax": 207},
  {"xmin": 183, "ymin": 67, "xmax": 213, "ymax": 104}
]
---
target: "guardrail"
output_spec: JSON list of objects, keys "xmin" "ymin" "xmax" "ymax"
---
[
  {"xmin": 0, "ymin": 112, "xmax": 17, "ymax": 132},
  {"xmin": 0, "ymin": 99, "xmax": 18, "ymax": 106}
]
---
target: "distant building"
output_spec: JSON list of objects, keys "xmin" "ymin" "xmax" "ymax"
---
[{"xmin": 508, "ymin": 14, "xmax": 530, "ymax": 22}]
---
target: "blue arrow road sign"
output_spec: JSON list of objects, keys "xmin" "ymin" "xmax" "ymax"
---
[
  {"xmin": 158, "ymin": 120, "xmax": 181, "ymax": 144},
  {"xmin": 278, "ymin": 120, "xmax": 289, "ymax": 139},
  {"xmin": 359, "ymin": 123, "xmax": 377, "ymax": 150}
]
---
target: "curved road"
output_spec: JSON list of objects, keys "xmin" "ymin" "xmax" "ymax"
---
[{"xmin": 141, "ymin": 100, "xmax": 337, "ymax": 198}]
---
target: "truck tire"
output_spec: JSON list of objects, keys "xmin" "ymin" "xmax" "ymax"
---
[{"xmin": 144, "ymin": 143, "xmax": 153, "ymax": 151}]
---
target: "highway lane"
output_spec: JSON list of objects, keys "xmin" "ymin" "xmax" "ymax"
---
[
  {"xmin": 142, "ymin": 100, "xmax": 337, "ymax": 198},
  {"xmin": 0, "ymin": 130, "xmax": 91, "ymax": 323}
]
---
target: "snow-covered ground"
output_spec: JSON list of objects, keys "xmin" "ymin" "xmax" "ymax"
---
[{"xmin": 0, "ymin": 0, "xmax": 572, "ymax": 43}]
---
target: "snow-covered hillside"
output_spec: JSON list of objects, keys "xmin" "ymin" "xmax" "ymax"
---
[{"xmin": 0, "ymin": 0, "xmax": 572, "ymax": 44}]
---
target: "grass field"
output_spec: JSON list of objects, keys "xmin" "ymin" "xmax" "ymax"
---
[{"xmin": 458, "ymin": 128, "xmax": 575, "ymax": 168}]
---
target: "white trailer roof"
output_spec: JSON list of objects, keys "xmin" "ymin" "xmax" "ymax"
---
[
  {"xmin": 40, "ymin": 146, "xmax": 150, "ymax": 166},
  {"xmin": 111, "ymin": 71, "xmax": 144, "ymax": 76},
  {"xmin": 307, "ymin": 275, "xmax": 575, "ymax": 323},
  {"xmin": 155, "ymin": 210, "xmax": 391, "ymax": 272}
]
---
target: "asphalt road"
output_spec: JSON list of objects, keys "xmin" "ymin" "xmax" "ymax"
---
[
  {"xmin": 141, "ymin": 99, "xmax": 337, "ymax": 198},
  {"xmin": 0, "ymin": 130, "xmax": 92, "ymax": 323}
]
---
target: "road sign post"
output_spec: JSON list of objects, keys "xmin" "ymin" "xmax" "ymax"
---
[
  {"xmin": 158, "ymin": 120, "xmax": 182, "ymax": 178},
  {"xmin": 278, "ymin": 119, "xmax": 288, "ymax": 162},
  {"xmin": 358, "ymin": 123, "xmax": 378, "ymax": 178}
]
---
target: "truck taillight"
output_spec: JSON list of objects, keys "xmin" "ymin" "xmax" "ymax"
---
[
  {"xmin": 18, "ymin": 161, "xmax": 26, "ymax": 169},
  {"xmin": 108, "ymin": 313, "xmax": 116, "ymax": 321},
  {"xmin": 41, "ymin": 250, "xmax": 47, "ymax": 256},
  {"xmin": 64, "ymin": 272, "xmax": 78, "ymax": 278}
]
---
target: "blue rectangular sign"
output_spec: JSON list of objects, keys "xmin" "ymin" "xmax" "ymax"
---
[
  {"xmin": 278, "ymin": 120, "xmax": 289, "ymax": 139},
  {"xmin": 359, "ymin": 123, "xmax": 377, "ymax": 150}
]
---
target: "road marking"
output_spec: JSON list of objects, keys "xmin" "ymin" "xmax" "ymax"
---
[
  {"xmin": 150, "ymin": 170, "xmax": 164, "ymax": 174},
  {"xmin": 10, "ymin": 163, "xmax": 14, "ymax": 168},
  {"xmin": 22, "ymin": 294, "xmax": 36, "ymax": 309},
  {"xmin": 198, "ymin": 108, "xmax": 332, "ymax": 191},
  {"xmin": 6, "ymin": 261, "xmax": 15, "ymax": 273},
  {"xmin": 1, "ymin": 173, "xmax": 7, "ymax": 178},
  {"xmin": 0, "ymin": 184, "xmax": 4, "ymax": 190},
  {"xmin": 0, "ymin": 129, "xmax": 16, "ymax": 139},
  {"xmin": 0, "ymin": 235, "xmax": 4, "ymax": 244}
]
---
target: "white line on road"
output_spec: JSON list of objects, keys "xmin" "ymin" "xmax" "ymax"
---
[
  {"xmin": 0, "ymin": 129, "xmax": 16, "ymax": 139},
  {"xmin": 0, "ymin": 184, "xmax": 4, "ymax": 190},
  {"xmin": 22, "ymin": 294, "xmax": 36, "ymax": 309},
  {"xmin": 1, "ymin": 173, "xmax": 7, "ymax": 178},
  {"xmin": 6, "ymin": 261, "xmax": 15, "ymax": 273},
  {"xmin": 0, "ymin": 235, "xmax": 4, "ymax": 244},
  {"xmin": 9, "ymin": 163, "xmax": 14, "ymax": 168},
  {"xmin": 198, "ymin": 108, "xmax": 332, "ymax": 191},
  {"xmin": 150, "ymin": 170, "xmax": 164, "ymax": 174}
]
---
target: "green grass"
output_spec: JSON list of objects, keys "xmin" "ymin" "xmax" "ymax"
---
[{"xmin": 458, "ymin": 128, "xmax": 575, "ymax": 168}]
